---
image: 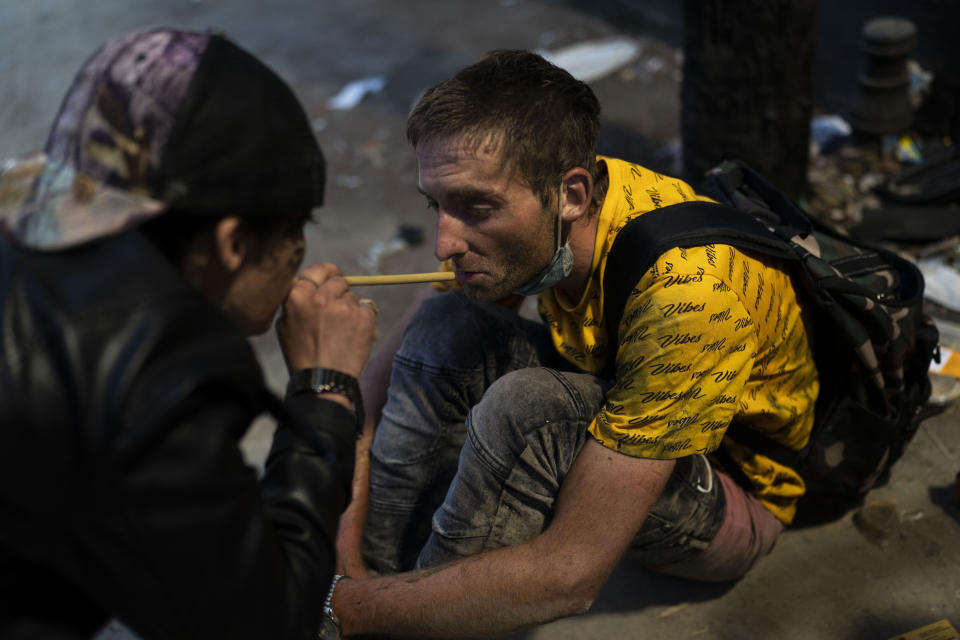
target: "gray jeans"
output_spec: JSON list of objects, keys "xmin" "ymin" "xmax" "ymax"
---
[{"xmin": 363, "ymin": 291, "xmax": 725, "ymax": 575}]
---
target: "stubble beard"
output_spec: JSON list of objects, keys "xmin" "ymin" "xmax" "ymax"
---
[{"xmin": 459, "ymin": 216, "xmax": 558, "ymax": 303}]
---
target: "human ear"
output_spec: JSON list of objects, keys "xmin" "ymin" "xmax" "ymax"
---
[
  {"xmin": 560, "ymin": 167, "xmax": 593, "ymax": 223},
  {"xmin": 213, "ymin": 216, "xmax": 246, "ymax": 273}
]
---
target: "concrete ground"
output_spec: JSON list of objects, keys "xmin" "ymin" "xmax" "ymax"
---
[{"xmin": 2, "ymin": 1, "xmax": 958, "ymax": 638}]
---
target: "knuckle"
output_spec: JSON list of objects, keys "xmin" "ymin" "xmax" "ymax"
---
[{"xmin": 321, "ymin": 262, "xmax": 342, "ymax": 276}]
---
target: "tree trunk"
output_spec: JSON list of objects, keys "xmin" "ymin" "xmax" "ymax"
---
[{"xmin": 682, "ymin": 0, "xmax": 818, "ymax": 199}]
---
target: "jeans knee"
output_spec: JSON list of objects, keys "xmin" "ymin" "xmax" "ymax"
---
[
  {"xmin": 469, "ymin": 369, "xmax": 604, "ymax": 462},
  {"xmin": 482, "ymin": 368, "xmax": 579, "ymax": 420}
]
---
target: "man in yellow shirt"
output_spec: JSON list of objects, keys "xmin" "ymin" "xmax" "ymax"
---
[{"xmin": 326, "ymin": 50, "xmax": 818, "ymax": 638}]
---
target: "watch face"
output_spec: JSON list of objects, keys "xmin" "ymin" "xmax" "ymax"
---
[{"xmin": 318, "ymin": 613, "xmax": 341, "ymax": 640}]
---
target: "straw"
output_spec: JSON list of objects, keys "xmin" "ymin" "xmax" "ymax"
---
[{"xmin": 344, "ymin": 272, "xmax": 457, "ymax": 286}]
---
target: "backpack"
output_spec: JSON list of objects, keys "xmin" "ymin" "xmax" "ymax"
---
[{"xmin": 602, "ymin": 160, "xmax": 941, "ymax": 523}]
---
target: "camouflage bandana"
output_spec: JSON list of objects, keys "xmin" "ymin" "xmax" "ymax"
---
[{"xmin": 0, "ymin": 29, "xmax": 209, "ymax": 250}]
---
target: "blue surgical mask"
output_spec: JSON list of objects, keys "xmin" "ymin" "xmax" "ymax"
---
[
  {"xmin": 511, "ymin": 240, "xmax": 574, "ymax": 296},
  {"xmin": 512, "ymin": 184, "xmax": 573, "ymax": 296}
]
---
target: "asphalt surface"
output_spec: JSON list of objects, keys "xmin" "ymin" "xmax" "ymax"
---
[{"xmin": 2, "ymin": 1, "xmax": 958, "ymax": 638}]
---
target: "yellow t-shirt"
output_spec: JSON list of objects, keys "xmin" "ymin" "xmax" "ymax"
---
[{"xmin": 537, "ymin": 157, "xmax": 819, "ymax": 524}]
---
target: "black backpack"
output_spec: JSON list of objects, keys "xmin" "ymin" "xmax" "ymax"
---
[{"xmin": 602, "ymin": 160, "xmax": 940, "ymax": 523}]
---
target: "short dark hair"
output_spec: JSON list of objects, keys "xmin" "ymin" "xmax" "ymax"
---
[{"xmin": 406, "ymin": 50, "xmax": 601, "ymax": 207}]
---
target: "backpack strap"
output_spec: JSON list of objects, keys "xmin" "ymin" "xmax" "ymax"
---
[
  {"xmin": 602, "ymin": 200, "xmax": 797, "ymax": 377},
  {"xmin": 600, "ymin": 200, "xmax": 809, "ymax": 483}
]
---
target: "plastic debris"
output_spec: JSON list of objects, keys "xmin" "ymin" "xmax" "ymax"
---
[
  {"xmin": 810, "ymin": 115, "xmax": 852, "ymax": 155},
  {"xmin": 876, "ymin": 142, "xmax": 960, "ymax": 203},
  {"xmin": 539, "ymin": 37, "xmax": 641, "ymax": 83},
  {"xmin": 930, "ymin": 346, "xmax": 960, "ymax": 380},
  {"xmin": 360, "ymin": 237, "xmax": 407, "ymax": 273},
  {"xmin": 359, "ymin": 224, "xmax": 425, "ymax": 274},
  {"xmin": 327, "ymin": 76, "xmax": 386, "ymax": 111},
  {"xmin": 896, "ymin": 135, "xmax": 924, "ymax": 164},
  {"xmin": 918, "ymin": 257, "xmax": 960, "ymax": 313},
  {"xmin": 907, "ymin": 59, "xmax": 934, "ymax": 108},
  {"xmin": 644, "ymin": 56, "xmax": 665, "ymax": 75},
  {"xmin": 882, "ymin": 134, "xmax": 924, "ymax": 164},
  {"xmin": 901, "ymin": 509, "xmax": 925, "ymax": 522},
  {"xmin": 929, "ymin": 317, "xmax": 960, "ymax": 406}
]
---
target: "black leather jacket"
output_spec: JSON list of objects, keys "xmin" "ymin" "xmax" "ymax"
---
[{"xmin": 0, "ymin": 231, "xmax": 356, "ymax": 639}]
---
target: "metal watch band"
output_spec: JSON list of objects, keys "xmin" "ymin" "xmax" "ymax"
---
[
  {"xmin": 318, "ymin": 573, "xmax": 347, "ymax": 639},
  {"xmin": 287, "ymin": 368, "xmax": 364, "ymax": 434}
]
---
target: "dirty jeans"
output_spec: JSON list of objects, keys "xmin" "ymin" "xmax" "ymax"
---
[{"xmin": 364, "ymin": 291, "xmax": 782, "ymax": 580}]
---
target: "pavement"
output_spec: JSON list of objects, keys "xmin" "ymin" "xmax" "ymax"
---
[{"xmin": 2, "ymin": 1, "xmax": 958, "ymax": 638}]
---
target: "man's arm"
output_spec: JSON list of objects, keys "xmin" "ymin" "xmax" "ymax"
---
[
  {"xmin": 332, "ymin": 438, "xmax": 675, "ymax": 638},
  {"xmin": 336, "ymin": 285, "xmax": 437, "ymax": 576},
  {"xmin": 93, "ymin": 334, "xmax": 360, "ymax": 638}
]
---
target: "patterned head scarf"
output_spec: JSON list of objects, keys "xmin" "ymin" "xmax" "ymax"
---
[{"xmin": 0, "ymin": 27, "xmax": 325, "ymax": 250}]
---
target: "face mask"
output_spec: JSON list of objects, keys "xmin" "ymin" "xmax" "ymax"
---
[
  {"xmin": 511, "ymin": 240, "xmax": 574, "ymax": 296},
  {"xmin": 512, "ymin": 183, "xmax": 573, "ymax": 296}
]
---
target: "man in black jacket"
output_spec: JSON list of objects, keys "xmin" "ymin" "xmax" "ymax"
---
[{"xmin": 0, "ymin": 27, "xmax": 376, "ymax": 639}]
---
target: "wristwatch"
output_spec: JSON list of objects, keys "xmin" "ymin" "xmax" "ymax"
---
[
  {"xmin": 318, "ymin": 574, "xmax": 347, "ymax": 639},
  {"xmin": 318, "ymin": 608, "xmax": 341, "ymax": 640},
  {"xmin": 287, "ymin": 367, "xmax": 364, "ymax": 434}
]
